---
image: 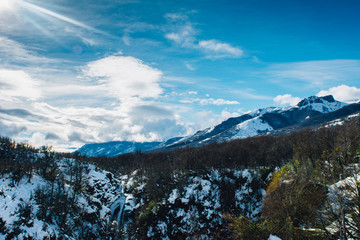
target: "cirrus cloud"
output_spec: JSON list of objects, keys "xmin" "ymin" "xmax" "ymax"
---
[
  {"xmin": 199, "ymin": 98, "xmax": 240, "ymax": 105},
  {"xmin": 179, "ymin": 97, "xmax": 240, "ymax": 105},
  {"xmin": 267, "ymin": 60, "xmax": 360, "ymax": 88},
  {"xmin": 198, "ymin": 39, "xmax": 243, "ymax": 58}
]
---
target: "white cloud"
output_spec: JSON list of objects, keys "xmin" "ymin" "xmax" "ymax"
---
[
  {"xmin": 41, "ymin": 84, "xmax": 107, "ymax": 98},
  {"xmin": 0, "ymin": 119, "xmax": 26, "ymax": 137},
  {"xmin": 0, "ymin": 36, "xmax": 48, "ymax": 64},
  {"xmin": 198, "ymin": 39, "xmax": 243, "ymax": 58},
  {"xmin": 165, "ymin": 24, "xmax": 196, "ymax": 47},
  {"xmin": 179, "ymin": 100, "xmax": 193, "ymax": 104},
  {"xmin": 273, "ymin": 94, "xmax": 301, "ymax": 106},
  {"xmin": 193, "ymin": 110, "xmax": 218, "ymax": 130},
  {"xmin": 189, "ymin": 108, "xmax": 244, "ymax": 131},
  {"xmin": 0, "ymin": 69, "xmax": 41, "ymax": 101},
  {"xmin": 199, "ymin": 98, "xmax": 240, "ymax": 105},
  {"xmin": 79, "ymin": 36, "xmax": 97, "ymax": 46},
  {"xmin": 185, "ymin": 63, "xmax": 195, "ymax": 71},
  {"xmin": 164, "ymin": 13, "xmax": 189, "ymax": 21},
  {"xmin": 317, "ymin": 85, "xmax": 360, "ymax": 102},
  {"xmin": 164, "ymin": 13, "xmax": 244, "ymax": 58},
  {"xmin": 0, "ymin": 0, "xmax": 19, "ymax": 13},
  {"xmin": 221, "ymin": 110, "xmax": 243, "ymax": 119},
  {"xmin": 233, "ymin": 89, "xmax": 272, "ymax": 100},
  {"xmin": 0, "ymin": 53, "xmax": 196, "ymax": 151},
  {"xmin": 180, "ymin": 97, "xmax": 239, "ymax": 105},
  {"xmin": 122, "ymin": 33, "xmax": 131, "ymax": 46},
  {"xmin": 0, "ymin": 98, "xmax": 189, "ymax": 151},
  {"xmin": 84, "ymin": 56, "xmax": 163, "ymax": 99}
]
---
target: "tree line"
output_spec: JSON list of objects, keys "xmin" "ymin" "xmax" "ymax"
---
[{"xmin": 87, "ymin": 117, "xmax": 360, "ymax": 178}]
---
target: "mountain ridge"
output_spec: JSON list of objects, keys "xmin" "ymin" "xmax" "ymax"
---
[
  {"xmin": 77, "ymin": 141, "xmax": 162, "ymax": 157},
  {"xmin": 76, "ymin": 95, "xmax": 358, "ymax": 157},
  {"xmin": 164, "ymin": 95, "xmax": 347, "ymax": 149}
]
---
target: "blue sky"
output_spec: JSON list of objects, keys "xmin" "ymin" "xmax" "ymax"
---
[{"xmin": 1, "ymin": 0, "xmax": 360, "ymax": 151}]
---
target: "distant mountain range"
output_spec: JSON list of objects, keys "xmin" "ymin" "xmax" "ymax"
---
[
  {"xmin": 76, "ymin": 95, "xmax": 360, "ymax": 157},
  {"xmin": 76, "ymin": 136, "xmax": 182, "ymax": 157}
]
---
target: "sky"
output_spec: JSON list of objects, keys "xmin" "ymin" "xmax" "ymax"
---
[{"xmin": 1, "ymin": 0, "xmax": 360, "ymax": 151}]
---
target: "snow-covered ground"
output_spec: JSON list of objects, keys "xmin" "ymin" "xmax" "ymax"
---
[
  {"xmin": 231, "ymin": 116, "xmax": 273, "ymax": 140},
  {"xmin": 0, "ymin": 175, "xmax": 58, "ymax": 239},
  {"xmin": 268, "ymin": 234, "xmax": 282, "ymax": 240},
  {"xmin": 325, "ymin": 171, "xmax": 360, "ymax": 237}
]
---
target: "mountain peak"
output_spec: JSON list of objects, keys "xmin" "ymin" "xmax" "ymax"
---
[
  {"xmin": 296, "ymin": 95, "xmax": 346, "ymax": 114},
  {"xmin": 297, "ymin": 95, "xmax": 335, "ymax": 107}
]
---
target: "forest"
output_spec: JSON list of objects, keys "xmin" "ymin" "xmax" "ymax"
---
[{"xmin": 82, "ymin": 117, "xmax": 360, "ymax": 239}]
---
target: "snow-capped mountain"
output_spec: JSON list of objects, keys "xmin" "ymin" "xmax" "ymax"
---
[
  {"xmin": 77, "ymin": 95, "xmax": 357, "ymax": 157},
  {"xmin": 165, "ymin": 95, "xmax": 348, "ymax": 148}
]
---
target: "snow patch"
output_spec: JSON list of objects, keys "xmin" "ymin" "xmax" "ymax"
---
[
  {"xmin": 231, "ymin": 116, "xmax": 273, "ymax": 140},
  {"xmin": 268, "ymin": 234, "xmax": 282, "ymax": 240}
]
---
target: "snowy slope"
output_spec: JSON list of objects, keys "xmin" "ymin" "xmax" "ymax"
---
[
  {"xmin": 231, "ymin": 116, "xmax": 274, "ymax": 139},
  {"xmin": 0, "ymin": 158, "xmax": 123, "ymax": 239},
  {"xmin": 0, "ymin": 176, "xmax": 52, "ymax": 239}
]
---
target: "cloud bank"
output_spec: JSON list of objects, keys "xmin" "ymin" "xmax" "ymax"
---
[{"xmin": 0, "ymin": 54, "xmax": 192, "ymax": 151}]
